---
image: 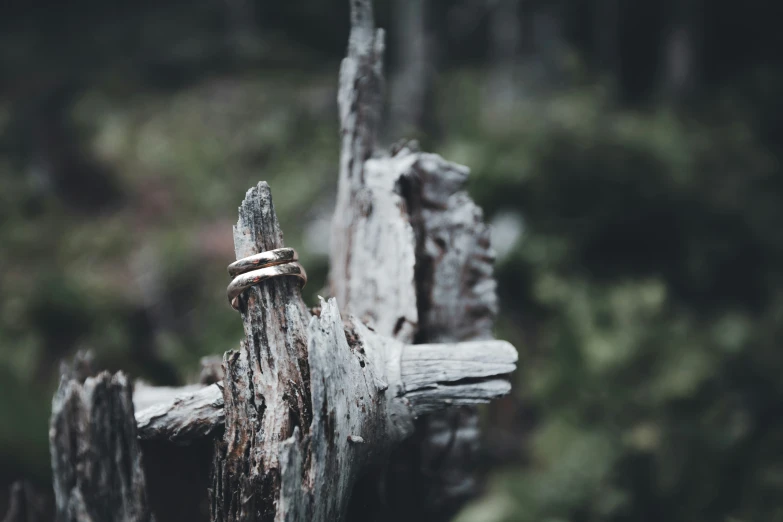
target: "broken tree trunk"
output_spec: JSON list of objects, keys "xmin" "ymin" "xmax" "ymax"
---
[
  {"xmin": 330, "ymin": 0, "xmax": 502, "ymax": 520},
  {"xmin": 133, "ymin": 337, "xmax": 515, "ymax": 445},
  {"xmin": 49, "ymin": 364, "xmax": 151, "ymax": 522},
  {"xmin": 207, "ymin": 182, "xmax": 515, "ymax": 522},
  {"xmin": 47, "ymin": 1, "xmax": 516, "ymax": 521},
  {"xmin": 209, "ymin": 182, "xmax": 314, "ymax": 521}
]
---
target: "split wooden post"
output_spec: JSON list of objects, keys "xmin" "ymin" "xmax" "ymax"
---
[
  {"xmin": 47, "ymin": 1, "xmax": 517, "ymax": 521},
  {"xmin": 206, "ymin": 182, "xmax": 516, "ymax": 522},
  {"xmin": 49, "ymin": 356, "xmax": 151, "ymax": 522},
  {"xmin": 330, "ymin": 0, "xmax": 502, "ymax": 519}
]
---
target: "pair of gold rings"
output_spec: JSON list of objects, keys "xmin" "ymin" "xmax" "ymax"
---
[{"xmin": 227, "ymin": 247, "xmax": 307, "ymax": 310}]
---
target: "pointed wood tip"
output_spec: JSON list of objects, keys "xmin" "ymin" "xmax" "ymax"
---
[{"xmin": 233, "ymin": 181, "xmax": 284, "ymax": 259}]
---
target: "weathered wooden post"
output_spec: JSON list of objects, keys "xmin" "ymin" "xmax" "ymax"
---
[
  {"xmin": 50, "ymin": 355, "xmax": 151, "ymax": 521},
  {"xmin": 330, "ymin": 1, "xmax": 503, "ymax": 519},
  {"xmin": 46, "ymin": 1, "xmax": 517, "ymax": 521}
]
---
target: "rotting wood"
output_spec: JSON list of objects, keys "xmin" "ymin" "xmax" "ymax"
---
[
  {"xmin": 329, "ymin": 0, "xmax": 503, "ymax": 519},
  {"xmin": 210, "ymin": 182, "xmax": 312, "ymax": 522},
  {"xmin": 133, "ymin": 337, "xmax": 516, "ymax": 442},
  {"xmin": 209, "ymin": 182, "xmax": 516, "ymax": 522},
  {"xmin": 50, "ymin": 370, "xmax": 151, "ymax": 522},
  {"xmin": 135, "ymin": 383, "xmax": 224, "ymax": 442},
  {"xmin": 47, "ymin": 1, "xmax": 518, "ymax": 521}
]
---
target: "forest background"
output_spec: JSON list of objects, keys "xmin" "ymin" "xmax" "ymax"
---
[{"xmin": 2, "ymin": 1, "xmax": 782, "ymax": 521}]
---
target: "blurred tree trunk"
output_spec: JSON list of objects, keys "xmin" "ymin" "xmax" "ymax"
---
[
  {"xmin": 526, "ymin": 1, "xmax": 567, "ymax": 88},
  {"xmin": 483, "ymin": 0, "xmax": 568, "ymax": 126},
  {"xmin": 224, "ymin": 0, "xmax": 258, "ymax": 55},
  {"xmin": 659, "ymin": 0, "xmax": 702, "ymax": 100},
  {"xmin": 484, "ymin": 0, "xmax": 521, "ymax": 124},
  {"xmin": 389, "ymin": 0, "xmax": 432, "ymax": 138},
  {"xmin": 594, "ymin": 0, "xmax": 620, "ymax": 82}
]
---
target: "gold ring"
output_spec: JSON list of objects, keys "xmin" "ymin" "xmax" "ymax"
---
[
  {"xmin": 227, "ymin": 247, "xmax": 298, "ymax": 277},
  {"xmin": 227, "ymin": 261, "xmax": 307, "ymax": 310}
]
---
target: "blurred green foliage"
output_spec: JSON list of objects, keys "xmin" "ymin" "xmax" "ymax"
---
[
  {"xmin": 0, "ymin": 74, "xmax": 337, "ymax": 485},
  {"xmin": 3, "ymin": 2, "xmax": 783, "ymax": 521},
  {"xmin": 444, "ymin": 73, "xmax": 783, "ymax": 522}
]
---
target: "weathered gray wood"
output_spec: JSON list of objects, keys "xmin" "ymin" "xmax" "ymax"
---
[
  {"xmin": 405, "ymin": 149, "xmax": 498, "ymax": 342},
  {"xmin": 50, "ymin": 371, "xmax": 151, "ymax": 522},
  {"xmin": 401, "ymin": 341, "xmax": 515, "ymax": 393},
  {"xmin": 206, "ymin": 180, "xmax": 515, "ymax": 522},
  {"xmin": 249, "ymin": 294, "xmax": 514, "ymax": 522},
  {"xmin": 47, "ymin": 3, "xmax": 516, "ymax": 521},
  {"xmin": 133, "ymin": 383, "xmax": 205, "ymax": 411},
  {"xmin": 135, "ymin": 383, "xmax": 224, "ymax": 442},
  {"xmin": 329, "ymin": 1, "xmax": 507, "ymax": 519},
  {"xmin": 397, "ymin": 144, "xmax": 500, "ymax": 519},
  {"xmin": 132, "ymin": 338, "xmax": 516, "ymax": 441},
  {"xmin": 330, "ymin": 0, "xmax": 419, "ymax": 340},
  {"xmin": 288, "ymin": 299, "xmax": 398, "ymax": 520},
  {"xmin": 210, "ymin": 182, "xmax": 312, "ymax": 522}
]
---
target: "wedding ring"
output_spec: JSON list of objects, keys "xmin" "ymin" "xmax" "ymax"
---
[
  {"xmin": 227, "ymin": 247, "xmax": 298, "ymax": 277},
  {"xmin": 227, "ymin": 260, "xmax": 307, "ymax": 310}
]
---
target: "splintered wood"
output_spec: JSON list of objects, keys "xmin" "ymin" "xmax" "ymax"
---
[{"xmin": 48, "ymin": 0, "xmax": 517, "ymax": 521}]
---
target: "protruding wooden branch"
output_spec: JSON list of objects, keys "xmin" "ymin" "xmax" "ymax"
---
[
  {"xmin": 50, "ymin": 371, "xmax": 151, "ymax": 522},
  {"xmin": 133, "ymin": 383, "xmax": 205, "ymax": 411},
  {"xmin": 132, "ymin": 355, "xmax": 226, "ymax": 442},
  {"xmin": 132, "ymin": 334, "xmax": 516, "ymax": 442},
  {"xmin": 401, "ymin": 341, "xmax": 516, "ymax": 414},
  {"xmin": 135, "ymin": 383, "xmax": 224, "ymax": 441}
]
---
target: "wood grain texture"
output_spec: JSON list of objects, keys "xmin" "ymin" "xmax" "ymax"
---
[
  {"xmin": 47, "ymin": 3, "xmax": 516, "ymax": 521},
  {"xmin": 328, "ymin": 1, "xmax": 508, "ymax": 519},
  {"xmin": 50, "ymin": 371, "xmax": 151, "ymax": 522},
  {"xmin": 330, "ymin": 0, "xmax": 420, "ymax": 341},
  {"xmin": 132, "ymin": 337, "xmax": 516, "ymax": 443},
  {"xmin": 135, "ymin": 383, "xmax": 224, "ymax": 442},
  {"xmin": 393, "ymin": 144, "xmax": 500, "ymax": 520},
  {"xmin": 210, "ymin": 182, "xmax": 312, "ymax": 522},
  {"xmin": 206, "ymin": 179, "xmax": 514, "ymax": 522}
]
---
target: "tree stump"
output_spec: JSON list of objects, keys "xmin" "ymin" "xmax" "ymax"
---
[
  {"xmin": 47, "ymin": 1, "xmax": 518, "ymax": 521},
  {"xmin": 330, "ymin": 1, "xmax": 501, "ymax": 519},
  {"xmin": 50, "ymin": 367, "xmax": 150, "ymax": 522}
]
